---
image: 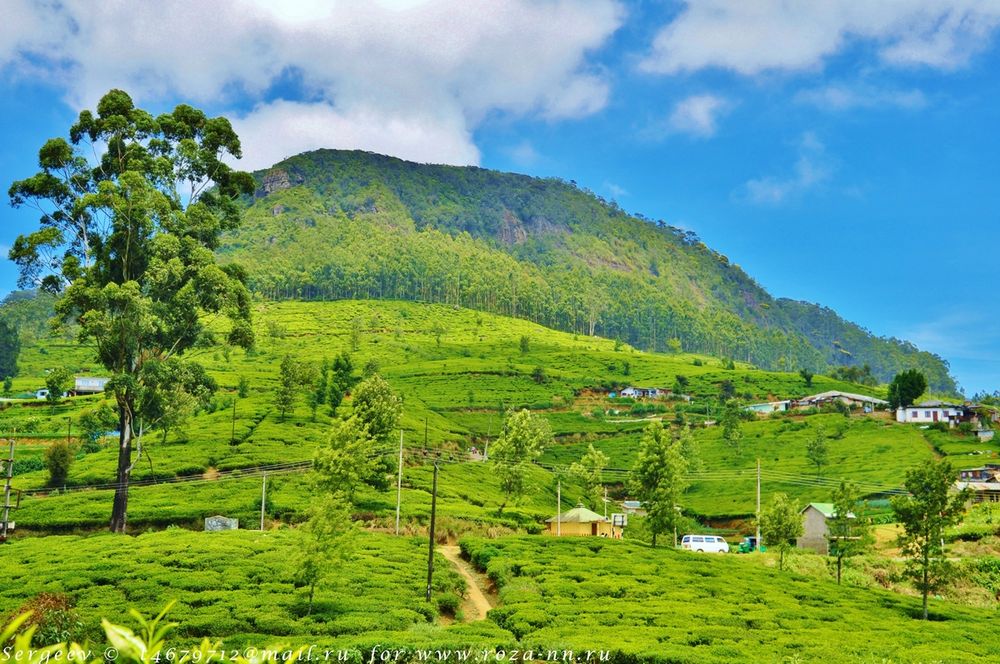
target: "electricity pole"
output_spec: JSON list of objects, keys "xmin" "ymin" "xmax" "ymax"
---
[
  {"xmin": 425, "ymin": 457, "xmax": 439, "ymax": 602},
  {"xmin": 260, "ymin": 473, "xmax": 267, "ymax": 531},
  {"xmin": 756, "ymin": 458, "xmax": 762, "ymax": 550},
  {"xmin": 231, "ymin": 397, "xmax": 238, "ymax": 444},
  {"xmin": 395, "ymin": 430, "xmax": 404, "ymax": 535}
]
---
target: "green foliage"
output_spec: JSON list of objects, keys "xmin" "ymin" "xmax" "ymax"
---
[
  {"xmin": 720, "ymin": 399, "xmax": 743, "ymax": 456},
  {"xmin": 519, "ymin": 335, "xmax": 530, "ymax": 354},
  {"xmin": 44, "ymin": 367, "xmax": 70, "ymax": 406},
  {"xmin": 888, "ymin": 369, "xmax": 928, "ymax": 410},
  {"xmin": 237, "ymin": 375, "xmax": 250, "ymax": 399},
  {"xmin": 799, "ymin": 367, "xmax": 814, "ymax": 387},
  {"xmin": 313, "ymin": 416, "xmax": 382, "ymax": 499},
  {"xmin": 491, "ymin": 409, "xmax": 551, "ymax": 506},
  {"xmin": 461, "ymin": 536, "xmax": 1000, "ymax": 661},
  {"xmin": 0, "ymin": 319, "xmax": 19, "ymax": 379},
  {"xmin": 827, "ymin": 482, "xmax": 872, "ymax": 584},
  {"xmin": 7, "ymin": 89, "xmax": 255, "ymax": 532},
  {"xmin": 629, "ymin": 421, "xmax": 689, "ymax": 547},
  {"xmin": 223, "ymin": 150, "xmax": 955, "ymax": 393},
  {"xmin": 806, "ymin": 426, "xmax": 829, "ymax": 476},
  {"xmin": 351, "ymin": 373, "xmax": 402, "ymax": 445},
  {"xmin": 569, "ymin": 443, "xmax": 609, "ymax": 509},
  {"xmin": 892, "ymin": 459, "xmax": 971, "ymax": 619},
  {"xmin": 275, "ymin": 354, "xmax": 310, "ymax": 422},
  {"xmin": 44, "ymin": 439, "xmax": 74, "ymax": 487},
  {"xmin": 759, "ymin": 493, "xmax": 803, "ymax": 570},
  {"xmin": 294, "ymin": 493, "xmax": 356, "ymax": 615}
]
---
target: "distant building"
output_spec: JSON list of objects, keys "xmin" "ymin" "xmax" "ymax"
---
[
  {"xmin": 795, "ymin": 391, "xmax": 888, "ymax": 412},
  {"xmin": 956, "ymin": 465, "xmax": 1000, "ymax": 503},
  {"xmin": 622, "ymin": 500, "xmax": 645, "ymax": 515},
  {"xmin": 797, "ymin": 502, "xmax": 854, "ymax": 555},
  {"xmin": 73, "ymin": 376, "xmax": 110, "ymax": 395},
  {"xmin": 620, "ymin": 387, "xmax": 662, "ymax": 399},
  {"xmin": 545, "ymin": 503, "xmax": 622, "ymax": 538},
  {"xmin": 745, "ymin": 400, "xmax": 790, "ymax": 414},
  {"xmin": 896, "ymin": 401, "xmax": 966, "ymax": 427}
]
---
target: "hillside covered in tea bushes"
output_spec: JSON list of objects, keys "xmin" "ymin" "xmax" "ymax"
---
[{"xmin": 218, "ymin": 149, "xmax": 956, "ymax": 392}]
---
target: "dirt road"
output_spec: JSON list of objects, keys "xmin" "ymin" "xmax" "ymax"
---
[{"xmin": 439, "ymin": 545, "xmax": 494, "ymax": 621}]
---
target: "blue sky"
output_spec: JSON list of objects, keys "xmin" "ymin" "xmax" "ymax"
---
[{"xmin": 1, "ymin": 0, "xmax": 999, "ymax": 394}]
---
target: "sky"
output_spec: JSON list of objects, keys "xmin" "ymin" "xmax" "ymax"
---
[{"xmin": 1, "ymin": 0, "xmax": 999, "ymax": 394}]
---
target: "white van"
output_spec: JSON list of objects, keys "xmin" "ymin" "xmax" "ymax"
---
[{"xmin": 681, "ymin": 534, "xmax": 729, "ymax": 553}]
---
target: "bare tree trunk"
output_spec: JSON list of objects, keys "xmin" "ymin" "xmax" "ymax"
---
[{"xmin": 110, "ymin": 396, "xmax": 134, "ymax": 533}]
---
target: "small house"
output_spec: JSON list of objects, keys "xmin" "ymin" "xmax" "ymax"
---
[
  {"xmin": 745, "ymin": 400, "xmax": 790, "ymax": 415},
  {"xmin": 896, "ymin": 401, "xmax": 966, "ymax": 427},
  {"xmin": 797, "ymin": 502, "xmax": 854, "ymax": 554},
  {"xmin": 35, "ymin": 389, "xmax": 49, "ymax": 400},
  {"xmin": 795, "ymin": 391, "xmax": 888, "ymax": 412},
  {"xmin": 620, "ymin": 387, "xmax": 663, "ymax": 399},
  {"xmin": 73, "ymin": 376, "xmax": 110, "ymax": 395},
  {"xmin": 956, "ymin": 465, "xmax": 1000, "ymax": 503},
  {"xmin": 545, "ymin": 503, "xmax": 622, "ymax": 538},
  {"xmin": 975, "ymin": 429, "xmax": 996, "ymax": 442},
  {"xmin": 622, "ymin": 500, "xmax": 645, "ymax": 515}
]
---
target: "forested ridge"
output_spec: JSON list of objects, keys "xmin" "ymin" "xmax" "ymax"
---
[{"xmin": 218, "ymin": 149, "xmax": 955, "ymax": 392}]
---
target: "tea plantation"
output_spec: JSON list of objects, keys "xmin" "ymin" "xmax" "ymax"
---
[{"xmin": 461, "ymin": 537, "xmax": 1000, "ymax": 662}]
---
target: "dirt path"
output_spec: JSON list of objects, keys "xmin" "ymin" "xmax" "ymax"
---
[{"xmin": 439, "ymin": 545, "xmax": 494, "ymax": 621}]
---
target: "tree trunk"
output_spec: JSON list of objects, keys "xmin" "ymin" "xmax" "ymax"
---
[
  {"xmin": 922, "ymin": 551, "xmax": 930, "ymax": 620},
  {"xmin": 109, "ymin": 396, "xmax": 134, "ymax": 533},
  {"xmin": 837, "ymin": 556, "xmax": 842, "ymax": 584},
  {"xmin": 779, "ymin": 548, "xmax": 785, "ymax": 571},
  {"xmin": 308, "ymin": 584, "xmax": 315, "ymax": 616}
]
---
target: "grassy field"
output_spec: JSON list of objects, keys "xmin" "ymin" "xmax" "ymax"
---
[{"xmin": 461, "ymin": 536, "xmax": 1000, "ymax": 663}]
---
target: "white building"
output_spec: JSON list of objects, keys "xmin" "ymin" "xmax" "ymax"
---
[
  {"xmin": 74, "ymin": 376, "xmax": 110, "ymax": 395},
  {"xmin": 896, "ymin": 401, "xmax": 966, "ymax": 427}
]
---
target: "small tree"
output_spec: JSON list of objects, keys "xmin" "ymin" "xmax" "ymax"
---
[
  {"xmin": 313, "ymin": 417, "xmax": 379, "ymax": 499},
  {"xmin": 888, "ymin": 369, "xmax": 928, "ymax": 410},
  {"xmin": 799, "ymin": 368, "xmax": 814, "ymax": 387},
  {"xmin": 0, "ymin": 320, "xmax": 19, "ymax": 380},
  {"xmin": 570, "ymin": 443, "xmax": 609, "ymax": 510},
  {"xmin": 491, "ymin": 409, "xmax": 551, "ymax": 508},
  {"xmin": 629, "ymin": 420, "xmax": 688, "ymax": 547},
  {"xmin": 45, "ymin": 368, "xmax": 71, "ymax": 408},
  {"xmin": 806, "ymin": 426, "xmax": 829, "ymax": 477},
  {"xmin": 237, "ymin": 376, "xmax": 250, "ymax": 399},
  {"xmin": 891, "ymin": 459, "xmax": 969, "ymax": 619},
  {"xmin": 3, "ymin": 376, "xmax": 13, "ymax": 396},
  {"xmin": 721, "ymin": 399, "xmax": 744, "ymax": 456},
  {"xmin": 531, "ymin": 365, "xmax": 546, "ymax": 384},
  {"xmin": 349, "ymin": 318, "xmax": 363, "ymax": 351},
  {"xmin": 307, "ymin": 364, "xmax": 328, "ymax": 422},
  {"xmin": 666, "ymin": 338, "xmax": 682, "ymax": 354},
  {"xmin": 275, "ymin": 355, "xmax": 302, "ymax": 422},
  {"xmin": 827, "ymin": 482, "xmax": 872, "ymax": 584},
  {"xmin": 519, "ymin": 335, "xmax": 530, "ymax": 354},
  {"xmin": 44, "ymin": 440, "xmax": 75, "ymax": 486},
  {"xmin": 430, "ymin": 322, "xmax": 445, "ymax": 347},
  {"xmin": 294, "ymin": 493, "xmax": 355, "ymax": 615},
  {"xmin": 673, "ymin": 374, "xmax": 689, "ymax": 393},
  {"xmin": 759, "ymin": 493, "xmax": 803, "ymax": 570},
  {"xmin": 78, "ymin": 403, "xmax": 119, "ymax": 452},
  {"xmin": 350, "ymin": 374, "xmax": 402, "ymax": 490}
]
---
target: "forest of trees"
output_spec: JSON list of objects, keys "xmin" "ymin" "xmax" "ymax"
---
[{"xmin": 217, "ymin": 149, "xmax": 956, "ymax": 393}]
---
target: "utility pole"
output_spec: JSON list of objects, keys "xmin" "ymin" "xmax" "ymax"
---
[
  {"xmin": 425, "ymin": 457, "xmax": 439, "ymax": 602},
  {"xmin": 756, "ymin": 458, "xmax": 762, "ymax": 550},
  {"xmin": 603, "ymin": 486, "xmax": 608, "ymax": 519},
  {"xmin": 556, "ymin": 478, "xmax": 561, "ymax": 537},
  {"xmin": 231, "ymin": 397, "xmax": 238, "ymax": 443},
  {"xmin": 424, "ymin": 417, "xmax": 428, "ymax": 450},
  {"xmin": 395, "ymin": 429, "xmax": 404, "ymax": 535},
  {"xmin": 1, "ymin": 434, "xmax": 15, "ymax": 542},
  {"xmin": 260, "ymin": 473, "xmax": 267, "ymax": 531}
]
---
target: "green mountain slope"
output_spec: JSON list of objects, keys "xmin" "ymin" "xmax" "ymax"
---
[{"xmin": 218, "ymin": 149, "xmax": 955, "ymax": 392}]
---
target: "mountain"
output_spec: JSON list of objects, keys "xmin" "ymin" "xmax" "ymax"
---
[{"xmin": 218, "ymin": 149, "xmax": 956, "ymax": 393}]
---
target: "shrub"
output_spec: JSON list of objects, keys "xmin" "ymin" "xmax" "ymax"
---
[{"xmin": 44, "ymin": 441, "xmax": 75, "ymax": 487}]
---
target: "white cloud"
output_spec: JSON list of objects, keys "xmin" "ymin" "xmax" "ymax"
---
[
  {"xmin": 603, "ymin": 181, "xmax": 628, "ymax": 198},
  {"xmin": 504, "ymin": 140, "xmax": 541, "ymax": 167},
  {"xmin": 795, "ymin": 83, "xmax": 927, "ymax": 111},
  {"xmin": 740, "ymin": 132, "xmax": 832, "ymax": 204},
  {"xmin": 667, "ymin": 94, "xmax": 730, "ymax": 137},
  {"xmin": 640, "ymin": 0, "xmax": 1000, "ymax": 76},
  {"xmin": 0, "ymin": 0, "xmax": 624, "ymax": 167}
]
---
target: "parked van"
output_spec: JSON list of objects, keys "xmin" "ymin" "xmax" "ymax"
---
[{"xmin": 681, "ymin": 534, "xmax": 729, "ymax": 553}]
